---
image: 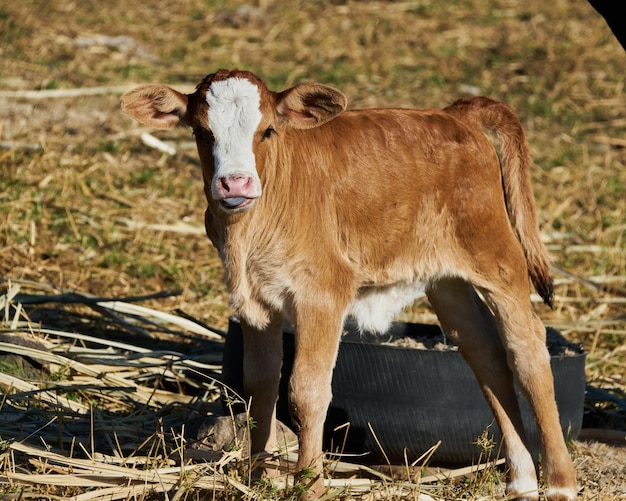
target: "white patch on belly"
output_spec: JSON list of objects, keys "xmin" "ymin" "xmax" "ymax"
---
[{"xmin": 348, "ymin": 281, "xmax": 427, "ymax": 333}]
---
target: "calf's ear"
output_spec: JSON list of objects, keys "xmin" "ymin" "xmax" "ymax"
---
[
  {"xmin": 276, "ymin": 83, "xmax": 347, "ymax": 129},
  {"xmin": 121, "ymin": 85, "xmax": 188, "ymax": 129}
]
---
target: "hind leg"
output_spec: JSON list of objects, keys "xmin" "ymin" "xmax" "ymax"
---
[
  {"xmin": 428, "ymin": 277, "xmax": 577, "ymax": 500},
  {"xmin": 477, "ymin": 280, "xmax": 577, "ymax": 501},
  {"xmin": 427, "ymin": 278, "xmax": 542, "ymax": 500}
]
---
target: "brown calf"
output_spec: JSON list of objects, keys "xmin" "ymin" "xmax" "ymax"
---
[{"xmin": 121, "ymin": 69, "xmax": 577, "ymax": 500}]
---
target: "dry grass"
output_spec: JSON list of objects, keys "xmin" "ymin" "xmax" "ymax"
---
[
  {"xmin": 0, "ymin": 0, "xmax": 624, "ymax": 499},
  {"xmin": 0, "ymin": 281, "xmax": 508, "ymax": 500}
]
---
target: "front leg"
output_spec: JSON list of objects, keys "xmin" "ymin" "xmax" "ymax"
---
[
  {"xmin": 241, "ymin": 315, "xmax": 283, "ymax": 455},
  {"xmin": 288, "ymin": 307, "xmax": 344, "ymax": 496}
]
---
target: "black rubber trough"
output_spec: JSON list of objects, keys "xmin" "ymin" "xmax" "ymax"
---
[{"xmin": 221, "ymin": 318, "xmax": 585, "ymax": 466}]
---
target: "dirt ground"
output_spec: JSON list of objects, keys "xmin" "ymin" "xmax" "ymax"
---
[{"xmin": 1, "ymin": 1, "xmax": 625, "ymax": 499}]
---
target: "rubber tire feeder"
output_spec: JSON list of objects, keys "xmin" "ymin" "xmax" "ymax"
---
[{"xmin": 221, "ymin": 318, "xmax": 585, "ymax": 466}]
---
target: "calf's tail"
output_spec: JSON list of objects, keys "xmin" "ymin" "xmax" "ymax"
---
[{"xmin": 444, "ymin": 97, "xmax": 554, "ymax": 307}]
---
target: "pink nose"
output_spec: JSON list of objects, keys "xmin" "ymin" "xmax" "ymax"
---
[{"xmin": 216, "ymin": 175, "xmax": 255, "ymax": 199}]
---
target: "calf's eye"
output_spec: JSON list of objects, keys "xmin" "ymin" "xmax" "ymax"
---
[{"xmin": 262, "ymin": 126, "xmax": 276, "ymax": 140}]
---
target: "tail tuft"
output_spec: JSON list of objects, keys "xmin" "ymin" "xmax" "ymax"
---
[{"xmin": 534, "ymin": 271, "xmax": 554, "ymax": 308}]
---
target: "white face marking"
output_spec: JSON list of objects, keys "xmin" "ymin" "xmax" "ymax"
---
[{"xmin": 205, "ymin": 77, "xmax": 263, "ymax": 201}]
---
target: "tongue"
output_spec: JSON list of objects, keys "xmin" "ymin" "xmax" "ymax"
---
[{"xmin": 222, "ymin": 197, "xmax": 247, "ymax": 208}]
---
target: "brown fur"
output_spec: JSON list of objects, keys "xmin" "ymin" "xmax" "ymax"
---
[{"xmin": 121, "ymin": 70, "xmax": 577, "ymax": 500}]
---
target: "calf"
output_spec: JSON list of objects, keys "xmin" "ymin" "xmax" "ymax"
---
[{"xmin": 121, "ymin": 69, "xmax": 577, "ymax": 500}]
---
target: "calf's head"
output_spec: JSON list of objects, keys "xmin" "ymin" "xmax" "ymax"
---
[{"xmin": 121, "ymin": 69, "xmax": 347, "ymax": 214}]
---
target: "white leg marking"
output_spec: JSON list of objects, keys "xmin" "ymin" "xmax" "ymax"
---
[
  {"xmin": 506, "ymin": 450, "xmax": 539, "ymax": 500},
  {"xmin": 506, "ymin": 475, "xmax": 539, "ymax": 499},
  {"xmin": 545, "ymin": 486, "xmax": 577, "ymax": 500}
]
